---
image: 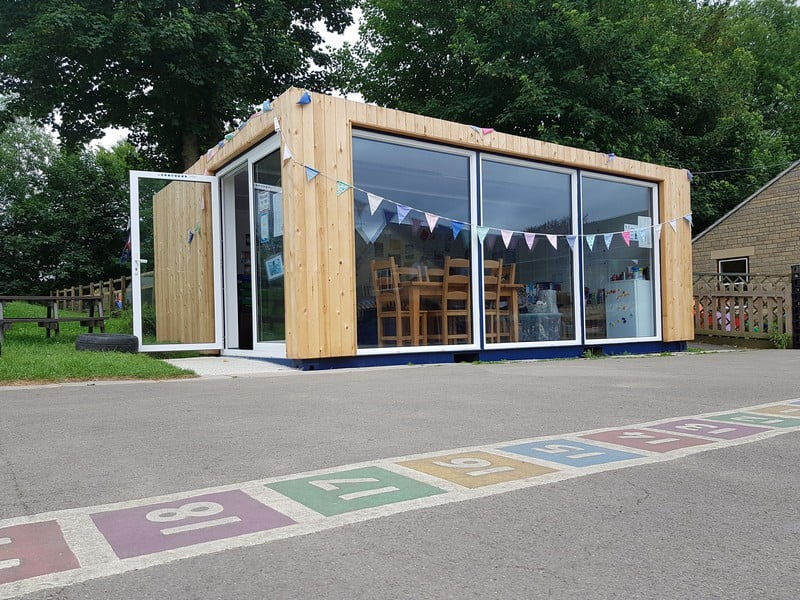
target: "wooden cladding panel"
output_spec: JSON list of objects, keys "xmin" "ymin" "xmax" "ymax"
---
[
  {"xmin": 152, "ymin": 180, "xmax": 214, "ymax": 343},
  {"xmin": 659, "ymin": 171, "xmax": 693, "ymax": 342}
]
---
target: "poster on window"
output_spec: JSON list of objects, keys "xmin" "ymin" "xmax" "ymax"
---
[
  {"xmin": 265, "ymin": 254, "xmax": 284, "ymax": 281},
  {"xmin": 273, "ymin": 192, "xmax": 283, "ymax": 237},
  {"xmin": 259, "ymin": 212, "xmax": 270, "ymax": 243}
]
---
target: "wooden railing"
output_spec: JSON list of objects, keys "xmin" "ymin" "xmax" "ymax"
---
[
  {"xmin": 693, "ymin": 272, "xmax": 793, "ymax": 345},
  {"xmin": 51, "ymin": 272, "xmax": 153, "ymax": 313}
]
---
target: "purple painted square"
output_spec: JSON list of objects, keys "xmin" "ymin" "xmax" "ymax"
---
[
  {"xmin": 0, "ymin": 521, "xmax": 79, "ymax": 584},
  {"xmin": 645, "ymin": 419, "xmax": 770, "ymax": 440},
  {"xmin": 581, "ymin": 429, "xmax": 714, "ymax": 453},
  {"xmin": 90, "ymin": 490, "xmax": 295, "ymax": 559}
]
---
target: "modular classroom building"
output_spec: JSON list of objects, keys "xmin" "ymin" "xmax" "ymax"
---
[{"xmin": 129, "ymin": 88, "xmax": 693, "ymax": 368}]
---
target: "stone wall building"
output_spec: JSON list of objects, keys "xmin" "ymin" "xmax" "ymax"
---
[{"xmin": 693, "ymin": 161, "xmax": 800, "ymax": 275}]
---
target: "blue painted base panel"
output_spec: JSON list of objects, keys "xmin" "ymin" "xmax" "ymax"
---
[{"xmin": 293, "ymin": 341, "xmax": 687, "ymax": 371}]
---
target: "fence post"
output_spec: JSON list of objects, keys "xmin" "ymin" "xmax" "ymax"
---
[{"xmin": 792, "ymin": 265, "xmax": 800, "ymax": 349}]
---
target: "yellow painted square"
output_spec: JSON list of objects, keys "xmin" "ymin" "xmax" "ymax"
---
[
  {"xmin": 398, "ymin": 451, "xmax": 557, "ymax": 489},
  {"xmin": 749, "ymin": 405, "xmax": 800, "ymax": 417}
]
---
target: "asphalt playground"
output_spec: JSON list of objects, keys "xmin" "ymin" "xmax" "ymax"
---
[{"xmin": 1, "ymin": 347, "xmax": 799, "ymax": 599}]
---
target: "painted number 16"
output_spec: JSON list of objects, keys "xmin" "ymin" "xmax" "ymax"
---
[{"xmin": 432, "ymin": 457, "xmax": 513, "ymax": 477}]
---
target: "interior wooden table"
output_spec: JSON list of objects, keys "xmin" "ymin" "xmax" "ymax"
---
[{"xmin": 398, "ymin": 280, "xmax": 444, "ymax": 346}]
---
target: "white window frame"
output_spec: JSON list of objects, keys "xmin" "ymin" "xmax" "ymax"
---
[
  {"xmin": 352, "ymin": 129, "xmax": 481, "ymax": 356},
  {"xmin": 580, "ymin": 171, "xmax": 662, "ymax": 345},
  {"xmin": 478, "ymin": 154, "xmax": 582, "ymax": 349}
]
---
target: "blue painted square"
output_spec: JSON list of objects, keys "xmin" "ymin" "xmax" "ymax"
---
[
  {"xmin": 787, "ymin": 400, "xmax": 800, "ymax": 406},
  {"xmin": 500, "ymin": 439, "xmax": 643, "ymax": 467}
]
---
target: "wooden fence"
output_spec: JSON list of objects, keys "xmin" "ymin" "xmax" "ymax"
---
[
  {"xmin": 693, "ymin": 272, "xmax": 793, "ymax": 346},
  {"xmin": 52, "ymin": 272, "xmax": 153, "ymax": 313}
]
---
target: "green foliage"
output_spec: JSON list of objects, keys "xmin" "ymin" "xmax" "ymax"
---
[
  {"xmin": 339, "ymin": 0, "xmax": 800, "ymax": 232},
  {"xmin": 0, "ymin": 1, "xmax": 356, "ymax": 169},
  {"xmin": 0, "ymin": 119, "xmax": 139, "ymax": 294},
  {"xmin": 769, "ymin": 331, "xmax": 792, "ymax": 349}
]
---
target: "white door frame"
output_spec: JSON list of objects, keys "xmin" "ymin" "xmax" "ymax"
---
[{"xmin": 129, "ymin": 170, "xmax": 223, "ymax": 352}]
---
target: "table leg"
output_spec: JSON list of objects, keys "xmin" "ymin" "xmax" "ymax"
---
[
  {"xmin": 409, "ymin": 288, "xmax": 420, "ymax": 346},
  {"xmin": 510, "ymin": 289, "xmax": 519, "ymax": 342}
]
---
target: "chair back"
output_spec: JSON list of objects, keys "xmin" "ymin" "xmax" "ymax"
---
[
  {"xmin": 483, "ymin": 259, "xmax": 502, "ymax": 302},
  {"xmin": 443, "ymin": 257, "xmax": 470, "ymax": 304},
  {"xmin": 371, "ymin": 258, "xmax": 401, "ymax": 309}
]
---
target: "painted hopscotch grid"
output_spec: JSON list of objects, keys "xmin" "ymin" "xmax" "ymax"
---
[{"xmin": 1, "ymin": 398, "xmax": 800, "ymax": 599}]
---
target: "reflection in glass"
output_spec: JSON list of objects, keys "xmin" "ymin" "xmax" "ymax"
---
[
  {"xmin": 582, "ymin": 176, "xmax": 656, "ymax": 339},
  {"xmin": 352, "ymin": 135, "xmax": 472, "ymax": 348},
  {"xmin": 481, "ymin": 159, "xmax": 576, "ymax": 343},
  {"xmin": 253, "ymin": 150, "xmax": 284, "ymax": 342}
]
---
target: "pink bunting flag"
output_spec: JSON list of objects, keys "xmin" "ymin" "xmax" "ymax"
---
[
  {"xmin": 425, "ymin": 212, "xmax": 439, "ymax": 231},
  {"xmin": 524, "ymin": 232, "xmax": 536, "ymax": 250},
  {"xmin": 546, "ymin": 234, "xmax": 558, "ymax": 250},
  {"xmin": 622, "ymin": 230, "xmax": 631, "ymax": 246},
  {"xmin": 500, "ymin": 229, "xmax": 513, "ymax": 248},
  {"xmin": 481, "ymin": 128, "xmax": 495, "ymax": 135}
]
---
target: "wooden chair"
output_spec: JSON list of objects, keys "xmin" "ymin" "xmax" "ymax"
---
[
  {"xmin": 498, "ymin": 262, "xmax": 517, "ymax": 342},
  {"xmin": 422, "ymin": 266, "xmax": 445, "ymax": 344},
  {"xmin": 442, "ymin": 257, "xmax": 471, "ymax": 344},
  {"xmin": 483, "ymin": 259, "xmax": 502, "ymax": 343},
  {"xmin": 370, "ymin": 258, "xmax": 425, "ymax": 346}
]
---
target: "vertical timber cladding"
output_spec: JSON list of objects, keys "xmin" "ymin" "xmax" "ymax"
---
[{"xmin": 152, "ymin": 177, "xmax": 215, "ymax": 343}]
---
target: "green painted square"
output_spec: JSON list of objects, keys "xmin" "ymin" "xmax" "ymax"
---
[
  {"xmin": 266, "ymin": 466, "xmax": 445, "ymax": 516},
  {"xmin": 706, "ymin": 412, "xmax": 800, "ymax": 429}
]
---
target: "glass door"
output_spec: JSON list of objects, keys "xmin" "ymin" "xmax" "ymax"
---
[{"xmin": 129, "ymin": 171, "xmax": 222, "ymax": 351}]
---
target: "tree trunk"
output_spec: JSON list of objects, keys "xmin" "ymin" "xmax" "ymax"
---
[{"xmin": 181, "ymin": 130, "xmax": 200, "ymax": 170}]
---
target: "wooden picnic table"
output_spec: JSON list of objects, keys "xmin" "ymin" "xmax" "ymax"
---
[{"xmin": 0, "ymin": 295, "xmax": 106, "ymax": 345}]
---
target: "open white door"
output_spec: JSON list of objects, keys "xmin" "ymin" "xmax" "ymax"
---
[{"xmin": 129, "ymin": 170, "xmax": 222, "ymax": 351}]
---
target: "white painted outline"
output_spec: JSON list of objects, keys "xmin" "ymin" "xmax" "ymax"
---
[{"xmin": 1, "ymin": 397, "xmax": 799, "ymax": 599}]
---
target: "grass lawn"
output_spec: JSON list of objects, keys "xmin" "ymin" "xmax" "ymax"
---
[{"xmin": 0, "ymin": 302, "xmax": 196, "ymax": 385}]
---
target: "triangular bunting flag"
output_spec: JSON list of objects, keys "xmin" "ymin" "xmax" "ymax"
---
[
  {"xmin": 501, "ymin": 229, "xmax": 513, "ymax": 248},
  {"xmin": 237, "ymin": 121, "xmax": 246, "ymax": 130},
  {"xmin": 451, "ymin": 221, "xmax": 465, "ymax": 239},
  {"xmin": 297, "ymin": 91, "xmax": 312, "ymax": 105},
  {"xmin": 481, "ymin": 128, "xmax": 495, "ymax": 135},
  {"xmin": 305, "ymin": 166, "xmax": 320, "ymax": 181},
  {"xmin": 669, "ymin": 219, "xmax": 677, "ymax": 232},
  {"xmin": 585, "ymin": 234, "xmax": 596, "ymax": 251},
  {"xmin": 273, "ymin": 116, "xmax": 281, "ymax": 132},
  {"xmin": 654, "ymin": 224, "xmax": 663, "ymax": 242},
  {"xmin": 367, "ymin": 193, "xmax": 383, "ymax": 215},
  {"xmin": 224, "ymin": 132, "xmax": 235, "ymax": 141},
  {"xmin": 476, "ymin": 226, "xmax": 491, "ymax": 244},
  {"xmin": 604, "ymin": 233, "xmax": 614, "ymax": 249},
  {"xmin": 425, "ymin": 212, "xmax": 439, "ymax": 232},
  {"xmin": 546, "ymin": 234, "xmax": 558, "ymax": 250},
  {"xmin": 684, "ymin": 214, "xmax": 693, "ymax": 227},
  {"xmin": 336, "ymin": 181, "xmax": 351, "ymax": 196},
  {"xmin": 607, "ymin": 152, "xmax": 616, "ymax": 162},
  {"xmin": 261, "ymin": 100, "xmax": 272, "ymax": 112},
  {"xmin": 686, "ymin": 170, "xmax": 694, "ymax": 182},
  {"xmin": 206, "ymin": 147, "xmax": 217, "ymax": 160},
  {"xmin": 217, "ymin": 140, "xmax": 225, "ymax": 149},
  {"xmin": 566, "ymin": 235, "xmax": 577, "ymax": 251},
  {"xmin": 396, "ymin": 204, "xmax": 411, "ymax": 224},
  {"xmin": 621, "ymin": 231, "xmax": 631, "ymax": 246},
  {"xmin": 282, "ymin": 144, "xmax": 293, "ymax": 162},
  {"xmin": 249, "ymin": 111, "xmax": 260, "ymax": 121},
  {"xmin": 524, "ymin": 232, "xmax": 536, "ymax": 250},
  {"xmin": 469, "ymin": 125, "xmax": 482, "ymax": 134}
]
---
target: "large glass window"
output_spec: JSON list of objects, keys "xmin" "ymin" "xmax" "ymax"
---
[
  {"xmin": 481, "ymin": 158, "xmax": 577, "ymax": 344},
  {"xmin": 253, "ymin": 150, "xmax": 284, "ymax": 342},
  {"xmin": 352, "ymin": 133, "xmax": 473, "ymax": 349},
  {"xmin": 582, "ymin": 175, "xmax": 657, "ymax": 340}
]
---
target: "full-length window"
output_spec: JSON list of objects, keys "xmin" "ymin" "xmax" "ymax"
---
[
  {"xmin": 352, "ymin": 133, "xmax": 473, "ymax": 349},
  {"xmin": 481, "ymin": 158, "xmax": 577, "ymax": 344},
  {"xmin": 582, "ymin": 175, "xmax": 658, "ymax": 340}
]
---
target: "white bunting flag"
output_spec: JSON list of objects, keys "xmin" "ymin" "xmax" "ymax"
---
[
  {"xmin": 282, "ymin": 144, "xmax": 293, "ymax": 162},
  {"xmin": 476, "ymin": 226, "xmax": 490, "ymax": 244},
  {"xmin": 425, "ymin": 212, "xmax": 439, "ymax": 232},
  {"xmin": 546, "ymin": 234, "xmax": 558, "ymax": 250},
  {"xmin": 669, "ymin": 219, "xmax": 677, "ymax": 232},
  {"xmin": 524, "ymin": 232, "xmax": 536, "ymax": 250},
  {"xmin": 684, "ymin": 214, "xmax": 693, "ymax": 227},
  {"xmin": 501, "ymin": 229, "xmax": 513, "ymax": 248},
  {"xmin": 367, "ymin": 193, "xmax": 383, "ymax": 215},
  {"xmin": 654, "ymin": 223, "xmax": 663, "ymax": 242},
  {"xmin": 604, "ymin": 233, "xmax": 614, "ymax": 249},
  {"xmin": 273, "ymin": 116, "xmax": 281, "ymax": 132}
]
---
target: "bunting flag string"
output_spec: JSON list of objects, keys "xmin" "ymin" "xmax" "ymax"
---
[{"xmin": 267, "ymin": 110, "xmax": 693, "ymax": 250}]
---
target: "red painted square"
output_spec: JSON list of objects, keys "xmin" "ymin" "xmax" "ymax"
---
[
  {"xmin": 0, "ymin": 521, "xmax": 79, "ymax": 584},
  {"xmin": 580, "ymin": 428, "xmax": 714, "ymax": 453}
]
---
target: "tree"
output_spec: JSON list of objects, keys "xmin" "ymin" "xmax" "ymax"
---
[
  {"xmin": 338, "ymin": 0, "xmax": 799, "ymax": 232},
  {"xmin": 0, "ymin": 1, "xmax": 356, "ymax": 170}
]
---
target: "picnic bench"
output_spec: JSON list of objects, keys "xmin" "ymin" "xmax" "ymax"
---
[{"xmin": 0, "ymin": 295, "xmax": 106, "ymax": 345}]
